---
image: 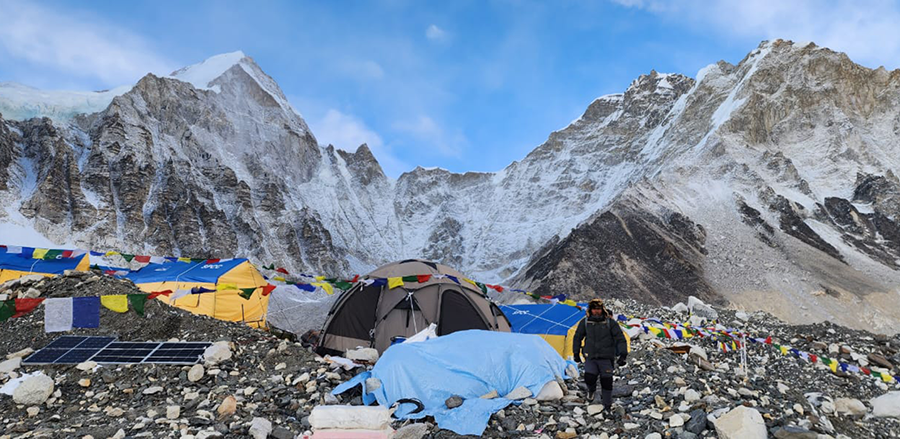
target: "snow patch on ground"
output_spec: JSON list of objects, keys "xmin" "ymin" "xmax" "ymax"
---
[{"xmin": 0, "ymin": 82, "xmax": 131, "ymax": 122}]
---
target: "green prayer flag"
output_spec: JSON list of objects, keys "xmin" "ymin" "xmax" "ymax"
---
[
  {"xmin": 239, "ymin": 288, "xmax": 256, "ymax": 300},
  {"xmin": 0, "ymin": 300, "xmax": 15, "ymax": 322},
  {"xmin": 401, "ymin": 275, "xmax": 418, "ymax": 283},
  {"xmin": 334, "ymin": 281, "xmax": 352, "ymax": 291},
  {"xmin": 475, "ymin": 282, "xmax": 488, "ymax": 295},
  {"xmin": 128, "ymin": 294, "xmax": 148, "ymax": 316},
  {"xmin": 191, "ymin": 258, "xmax": 206, "ymax": 263},
  {"xmin": 43, "ymin": 249, "xmax": 63, "ymax": 260},
  {"xmin": 122, "ymin": 254, "xmax": 135, "ymax": 262}
]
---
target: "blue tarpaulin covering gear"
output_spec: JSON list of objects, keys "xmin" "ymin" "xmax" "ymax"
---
[{"xmin": 333, "ymin": 329, "xmax": 575, "ymax": 436}]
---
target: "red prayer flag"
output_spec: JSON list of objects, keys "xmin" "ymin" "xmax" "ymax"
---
[
  {"xmin": 134, "ymin": 255, "xmax": 151, "ymax": 263},
  {"xmin": 488, "ymin": 284, "xmax": 504, "ymax": 292},
  {"xmin": 13, "ymin": 298, "xmax": 44, "ymax": 318},
  {"xmin": 61, "ymin": 250, "xmax": 73, "ymax": 258},
  {"xmin": 416, "ymin": 275, "xmax": 432, "ymax": 283},
  {"xmin": 276, "ymin": 267, "xmax": 289, "ymax": 275},
  {"xmin": 206, "ymin": 258, "xmax": 220, "ymax": 264},
  {"xmin": 147, "ymin": 290, "xmax": 173, "ymax": 300},
  {"xmin": 350, "ymin": 275, "xmax": 359, "ymax": 283},
  {"xmin": 862, "ymin": 367, "xmax": 871, "ymax": 375},
  {"xmin": 764, "ymin": 336, "xmax": 772, "ymax": 344},
  {"xmin": 261, "ymin": 284, "xmax": 277, "ymax": 296},
  {"xmin": 809, "ymin": 354, "xmax": 818, "ymax": 363}
]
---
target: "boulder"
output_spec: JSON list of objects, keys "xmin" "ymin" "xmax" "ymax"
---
[
  {"xmin": 308, "ymin": 405, "xmax": 392, "ymax": 430},
  {"xmin": 685, "ymin": 409, "xmax": 707, "ymax": 434},
  {"xmin": 535, "ymin": 380, "xmax": 564, "ymax": 401},
  {"xmin": 249, "ymin": 417, "xmax": 272, "ymax": 439},
  {"xmin": 203, "ymin": 341, "xmax": 232, "ymax": 365},
  {"xmin": 771, "ymin": 426, "xmax": 817, "ymax": 439},
  {"xmin": 504, "ymin": 386, "xmax": 533, "ymax": 400},
  {"xmin": 687, "ymin": 296, "xmax": 718, "ymax": 319},
  {"xmin": 13, "ymin": 374, "xmax": 55, "ymax": 405},
  {"xmin": 871, "ymin": 392, "xmax": 900, "ymax": 418},
  {"xmin": 672, "ymin": 303, "xmax": 689, "ymax": 313},
  {"xmin": 0, "ymin": 357, "xmax": 21, "ymax": 374},
  {"xmin": 834, "ymin": 398, "xmax": 867, "ymax": 416},
  {"xmin": 217, "ymin": 395, "xmax": 237, "ymax": 419},
  {"xmin": 345, "ymin": 347, "xmax": 379, "ymax": 363},
  {"xmin": 713, "ymin": 406, "xmax": 766, "ymax": 439}
]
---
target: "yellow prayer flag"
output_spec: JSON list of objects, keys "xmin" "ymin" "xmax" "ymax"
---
[
  {"xmin": 312, "ymin": 282, "xmax": 334, "ymax": 295},
  {"xmin": 101, "ymin": 295, "xmax": 129, "ymax": 313},
  {"xmin": 780, "ymin": 346, "xmax": 789, "ymax": 355},
  {"xmin": 463, "ymin": 278, "xmax": 479, "ymax": 288},
  {"xmin": 33, "ymin": 248, "xmax": 49, "ymax": 259},
  {"xmin": 273, "ymin": 276, "xmax": 286, "ymax": 282},
  {"xmin": 828, "ymin": 361, "xmax": 838, "ymax": 373},
  {"xmin": 177, "ymin": 257, "xmax": 191, "ymax": 263},
  {"xmin": 387, "ymin": 277, "xmax": 404, "ymax": 289},
  {"xmin": 315, "ymin": 276, "xmax": 325, "ymax": 281},
  {"xmin": 562, "ymin": 299, "xmax": 578, "ymax": 307},
  {"xmin": 217, "ymin": 283, "xmax": 238, "ymax": 291},
  {"xmin": 882, "ymin": 373, "xmax": 895, "ymax": 383},
  {"xmin": 106, "ymin": 251, "xmax": 120, "ymax": 256}
]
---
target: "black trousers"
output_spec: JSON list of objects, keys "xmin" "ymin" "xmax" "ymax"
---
[{"xmin": 583, "ymin": 358, "xmax": 614, "ymax": 406}]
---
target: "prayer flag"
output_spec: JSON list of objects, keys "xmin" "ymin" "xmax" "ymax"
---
[
  {"xmin": 13, "ymin": 298, "xmax": 44, "ymax": 318},
  {"xmin": 128, "ymin": 294, "xmax": 147, "ymax": 316},
  {"xmin": 239, "ymin": 288, "xmax": 256, "ymax": 300},
  {"xmin": 134, "ymin": 255, "xmax": 151, "ymax": 263},
  {"xmin": 262, "ymin": 284, "xmax": 277, "ymax": 296},
  {"xmin": 44, "ymin": 298, "xmax": 73, "ymax": 332},
  {"xmin": 416, "ymin": 275, "xmax": 432, "ymax": 283},
  {"xmin": 0, "ymin": 300, "xmax": 14, "ymax": 322},
  {"xmin": 101, "ymin": 295, "xmax": 129, "ymax": 313},
  {"xmin": 311, "ymin": 282, "xmax": 333, "ymax": 295},
  {"xmin": 388, "ymin": 277, "xmax": 404, "ymax": 289},
  {"xmin": 72, "ymin": 297, "xmax": 100, "ymax": 328}
]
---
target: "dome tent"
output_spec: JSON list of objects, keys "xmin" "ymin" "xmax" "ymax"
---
[{"xmin": 316, "ymin": 259, "xmax": 512, "ymax": 355}]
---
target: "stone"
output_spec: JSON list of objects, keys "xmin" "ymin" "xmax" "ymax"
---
[
  {"xmin": 689, "ymin": 345, "xmax": 708, "ymax": 361},
  {"xmin": 688, "ymin": 296, "xmax": 718, "ymax": 319},
  {"xmin": 867, "ymin": 353, "xmax": 894, "ymax": 370},
  {"xmin": 78, "ymin": 378, "xmax": 91, "ymax": 387},
  {"xmin": 26, "ymin": 406, "xmax": 40, "ymax": 417},
  {"xmin": 203, "ymin": 341, "xmax": 232, "ymax": 365},
  {"xmin": 308, "ymin": 405, "xmax": 392, "ymax": 430},
  {"xmin": 713, "ymin": 406, "xmax": 766, "ymax": 439},
  {"xmin": 188, "ymin": 364, "xmax": 205, "ymax": 382},
  {"xmin": 772, "ymin": 426, "xmax": 817, "ymax": 439},
  {"xmin": 446, "ymin": 395, "xmax": 464, "ymax": 408},
  {"xmin": 670, "ymin": 414, "xmax": 685, "ymax": 427},
  {"xmin": 13, "ymin": 373, "xmax": 55, "ymax": 405},
  {"xmin": 324, "ymin": 392, "xmax": 339, "ymax": 405},
  {"xmin": 672, "ymin": 303, "xmax": 689, "ymax": 313},
  {"xmin": 22, "ymin": 287, "xmax": 41, "ymax": 298},
  {"xmin": 217, "ymin": 395, "xmax": 237, "ymax": 419},
  {"xmin": 270, "ymin": 427, "xmax": 294, "ymax": 439},
  {"xmin": 249, "ymin": 417, "xmax": 272, "ymax": 439},
  {"xmin": 480, "ymin": 390, "xmax": 499, "ymax": 399},
  {"xmin": 393, "ymin": 423, "xmax": 429, "ymax": 439},
  {"xmin": 504, "ymin": 386, "xmax": 533, "ymax": 400},
  {"xmin": 871, "ymin": 391, "xmax": 900, "ymax": 418},
  {"xmin": 735, "ymin": 311, "xmax": 750, "ymax": 321},
  {"xmin": 75, "ymin": 360, "xmax": 97, "ymax": 372},
  {"xmin": 535, "ymin": 380, "xmax": 564, "ymax": 401},
  {"xmin": 684, "ymin": 389, "xmax": 701, "ymax": 402},
  {"xmin": 345, "ymin": 347, "xmax": 380, "ymax": 363},
  {"xmin": 6, "ymin": 347, "xmax": 34, "ymax": 360},
  {"xmin": 587, "ymin": 404, "xmax": 605, "ymax": 416},
  {"xmin": 105, "ymin": 407, "xmax": 125, "ymax": 417},
  {"xmin": 646, "ymin": 434, "xmax": 662, "ymax": 439},
  {"xmin": 0, "ymin": 357, "xmax": 21, "ymax": 374},
  {"xmin": 143, "ymin": 386, "xmax": 163, "ymax": 395},
  {"xmin": 834, "ymin": 398, "xmax": 867, "ymax": 416},
  {"xmin": 167, "ymin": 405, "xmax": 181, "ymax": 419}
]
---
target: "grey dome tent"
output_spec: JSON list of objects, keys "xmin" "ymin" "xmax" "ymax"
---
[{"xmin": 316, "ymin": 259, "xmax": 512, "ymax": 355}]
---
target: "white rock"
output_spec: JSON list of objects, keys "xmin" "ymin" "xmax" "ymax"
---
[
  {"xmin": 110, "ymin": 429, "xmax": 126, "ymax": 439},
  {"xmin": 143, "ymin": 386, "xmax": 164, "ymax": 395},
  {"xmin": 345, "ymin": 347, "xmax": 380, "ymax": 363},
  {"xmin": 504, "ymin": 386, "xmax": 533, "ymax": 400},
  {"xmin": 623, "ymin": 422, "xmax": 640, "ymax": 430},
  {"xmin": 308, "ymin": 405, "xmax": 392, "ymax": 430},
  {"xmin": 689, "ymin": 345, "xmax": 708, "ymax": 361},
  {"xmin": 26, "ymin": 406, "xmax": 40, "ymax": 417},
  {"xmin": 735, "ymin": 311, "xmax": 750, "ymax": 321},
  {"xmin": 670, "ymin": 414, "xmax": 685, "ymax": 428},
  {"xmin": 672, "ymin": 303, "xmax": 689, "ymax": 313},
  {"xmin": 689, "ymin": 315, "xmax": 705, "ymax": 327},
  {"xmin": 202, "ymin": 341, "xmax": 232, "ymax": 365},
  {"xmin": 166, "ymin": 405, "xmax": 181, "ymax": 419},
  {"xmin": 13, "ymin": 373, "xmax": 55, "ymax": 405},
  {"xmin": 365, "ymin": 377, "xmax": 382, "ymax": 393},
  {"xmin": 75, "ymin": 360, "xmax": 97, "ymax": 372},
  {"xmin": 22, "ymin": 287, "xmax": 41, "ymax": 298},
  {"xmin": 835, "ymin": 398, "xmax": 867, "ymax": 416},
  {"xmin": 6, "ymin": 347, "xmax": 34, "ymax": 360},
  {"xmin": 0, "ymin": 357, "xmax": 21, "ymax": 374},
  {"xmin": 535, "ymin": 380, "xmax": 564, "ymax": 401},
  {"xmin": 646, "ymin": 434, "xmax": 662, "ymax": 439},
  {"xmin": 248, "ymin": 417, "xmax": 272, "ymax": 439},
  {"xmin": 684, "ymin": 389, "xmax": 701, "ymax": 402},
  {"xmin": 713, "ymin": 406, "xmax": 766, "ymax": 439},
  {"xmin": 871, "ymin": 392, "xmax": 900, "ymax": 418},
  {"xmin": 188, "ymin": 364, "xmax": 205, "ymax": 382},
  {"xmin": 688, "ymin": 296, "xmax": 718, "ymax": 319},
  {"xmin": 587, "ymin": 404, "xmax": 605, "ymax": 416}
]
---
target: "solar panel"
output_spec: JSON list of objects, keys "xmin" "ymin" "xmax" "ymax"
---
[{"xmin": 22, "ymin": 336, "xmax": 211, "ymax": 365}]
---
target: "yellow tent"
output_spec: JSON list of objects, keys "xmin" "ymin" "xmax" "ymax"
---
[
  {"xmin": 125, "ymin": 258, "xmax": 269, "ymax": 328},
  {"xmin": 500, "ymin": 303, "xmax": 630, "ymax": 358},
  {"xmin": 0, "ymin": 249, "xmax": 90, "ymax": 283}
]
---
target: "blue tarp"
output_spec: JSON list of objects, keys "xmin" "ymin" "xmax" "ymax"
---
[
  {"xmin": 124, "ymin": 258, "xmax": 247, "ymax": 284},
  {"xmin": 0, "ymin": 251, "xmax": 87, "ymax": 275},
  {"xmin": 333, "ymin": 330, "xmax": 575, "ymax": 436},
  {"xmin": 500, "ymin": 303, "xmax": 585, "ymax": 336}
]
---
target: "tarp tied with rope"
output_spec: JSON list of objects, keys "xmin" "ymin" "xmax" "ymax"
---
[{"xmin": 0, "ymin": 249, "xmax": 91, "ymax": 283}]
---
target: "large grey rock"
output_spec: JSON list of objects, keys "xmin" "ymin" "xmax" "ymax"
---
[
  {"xmin": 249, "ymin": 417, "xmax": 272, "ymax": 439},
  {"xmin": 772, "ymin": 426, "xmax": 817, "ymax": 439},
  {"xmin": 504, "ymin": 386, "xmax": 533, "ymax": 400},
  {"xmin": 203, "ymin": 342, "xmax": 232, "ymax": 365},
  {"xmin": 188, "ymin": 364, "xmax": 205, "ymax": 382},
  {"xmin": 687, "ymin": 296, "xmax": 718, "ymax": 320},
  {"xmin": 713, "ymin": 406, "xmax": 766, "ymax": 439},
  {"xmin": 871, "ymin": 392, "xmax": 900, "ymax": 418},
  {"xmin": 13, "ymin": 374, "xmax": 55, "ymax": 405},
  {"xmin": 834, "ymin": 398, "xmax": 867, "ymax": 416},
  {"xmin": 0, "ymin": 357, "xmax": 21, "ymax": 374}
]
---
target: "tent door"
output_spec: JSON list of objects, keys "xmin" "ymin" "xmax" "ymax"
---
[{"xmin": 437, "ymin": 290, "xmax": 489, "ymax": 336}]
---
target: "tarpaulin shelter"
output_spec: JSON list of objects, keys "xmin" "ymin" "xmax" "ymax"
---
[
  {"xmin": 0, "ymin": 249, "xmax": 90, "ymax": 283},
  {"xmin": 317, "ymin": 259, "xmax": 512, "ymax": 355},
  {"xmin": 501, "ymin": 303, "xmax": 630, "ymax": 358},
  {"xmin": 125, "ymin": 258, "xmax": 269, "ymax": 327},
  {"xmin": 333, "ymin": 330, "xmax": 575, "ymax": 436}
]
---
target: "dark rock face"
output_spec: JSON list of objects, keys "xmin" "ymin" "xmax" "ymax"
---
[
  {"xmin": 768, "ymin": 194, "xmax": 844, "ymax": 262},
  {"xmin": 522, "ymin": 201, "xmax": 717, "ymax": 306}
]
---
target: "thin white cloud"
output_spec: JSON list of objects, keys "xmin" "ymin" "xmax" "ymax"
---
[
  {"xmin": 310, "ymin": 109, "xmax": 408, "ymax": 177},
  {"xmin": 393, "ymin": 115, "xmax": 466, "ymax": 158},
  {"xmin": 426, "ymin": 24, "xmax": 449, "ymax": 42},
  {"xmin": 0, "ymin": 0, "xmax": 175, "ymax": 86},
  {"xmin": 333, "ymin": 59, "xmax": 385, "ymax": 81},
  {"xmin": 614, "ymin": 0, "xmax": 900, "ymax": 69}
]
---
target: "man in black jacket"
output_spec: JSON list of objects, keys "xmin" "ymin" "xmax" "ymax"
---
[{"xmin": 573, "ymin": 298, "xmax": 628, "ymax": 408}]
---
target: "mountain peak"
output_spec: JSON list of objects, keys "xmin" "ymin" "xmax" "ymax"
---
[{"xmin": 168, "ymin": 51, "xmax": 249, "ymax": 92}]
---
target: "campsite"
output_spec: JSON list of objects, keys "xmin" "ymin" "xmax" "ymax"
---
[{"xmin": 1, "ymin": 250, "xmax": 899, "ymax": 438}]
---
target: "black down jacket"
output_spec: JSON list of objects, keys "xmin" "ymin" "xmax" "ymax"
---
[{"xmin": 573, "ymin": 314, "xmax": 628, "ymax": 361}]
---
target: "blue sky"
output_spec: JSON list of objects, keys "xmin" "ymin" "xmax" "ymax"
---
[{"xmin": 2, "ymin": 0, "xmax": 900, "ymax": 177}]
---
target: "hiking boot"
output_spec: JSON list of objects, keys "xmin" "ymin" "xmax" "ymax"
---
[
  {"xmin": 592, "ymin": 391, "xmax": 603, "ymax": 404},
  {"xmin": 586, "ymin": 391, "xmax": 595, "ymax": 402}
]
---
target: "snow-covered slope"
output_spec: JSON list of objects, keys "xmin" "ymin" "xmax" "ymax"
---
[{"xmin": 2, "ymin": 40, "xmax": 900, "ymax": 333}]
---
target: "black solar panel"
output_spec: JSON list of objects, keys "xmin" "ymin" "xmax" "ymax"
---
[
  {"xmin": 22, "ymin": 336, "xmax": 211, "ymax": 365},
  {"xmin": 45, "ymin": 336, "xmax": 88, "ymax": 349}
]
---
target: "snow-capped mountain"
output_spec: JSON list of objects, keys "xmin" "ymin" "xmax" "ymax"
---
[{"xmin": 2, "ymin": 40, "xmax": 900, "ymax": 333}]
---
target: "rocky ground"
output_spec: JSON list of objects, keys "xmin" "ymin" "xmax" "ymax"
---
[{"xmin": 1, "ymin": 272, "xmax": 899, "ymax": 438}]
